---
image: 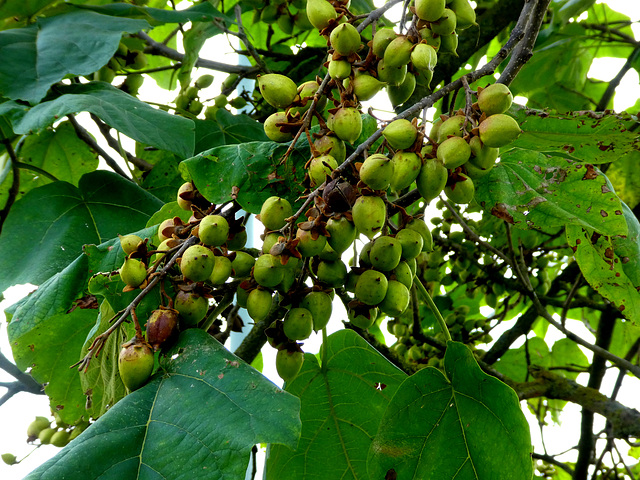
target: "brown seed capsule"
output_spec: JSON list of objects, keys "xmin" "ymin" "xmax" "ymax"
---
[
  {"xmin": 322, "ymin": 179, "xmax": 357, "ymax": 213},
  {"xmin": 145, "ymin": 307, "xmax": 179, "ymax": 351}
]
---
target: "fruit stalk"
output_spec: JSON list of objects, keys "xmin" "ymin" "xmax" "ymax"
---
[{"xmin": 414, "ymin": 277, "xmax": 452, "ymax": 343}]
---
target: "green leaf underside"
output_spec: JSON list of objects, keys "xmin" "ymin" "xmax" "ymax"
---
[
  {"xmin": 368, "ymin": 342, "xmax": 533, "ymax": 480},
  {"xmin": 0, "ymin": 11, "xmax": 149, "ymax": 103},
  {"xmin": 476, "ymin": 150, "xmax": 627, "ymax": 236},
  {"xmin": 10, "ymin": 82, "xmax": 195, "ymax": 158},
  {"xmin": 0, "ymin": 171, "xmax": 162, "ymax": 293},
  {"xmin": 511, "ymin": 109, "xmax": 639, "ymax": 165},
  {"xmin": 194, "ymin": 109, "xmax": 269, "ymax": 154},
  {"xmin": 182, "ymin": 140, "xmax": 307, "ymax": 214},
  {"xmin": 266, "ymin": 330, "xmax": 407, "ymax": 480},
  {"xmin": 74, "ymin": 2, "xmax": 234, "ymax": 25},
  {"xmin": 25, "ymin": 329, "xmax": 301, "ymax": 480}
]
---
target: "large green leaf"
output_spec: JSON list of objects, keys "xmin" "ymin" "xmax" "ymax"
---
[
  {"xmin": 511, "ymin": 109, "xmax": 640, "ymax": 165},
  {"xmin": 0, "ymin": 0, "xmax": 57, "ymax": 21},
  {"xmin": 368, "ymin": 342, "xmax": 533, "ymax": 480},
  {"xmin": 0, "ymin": 10, "xmax": 149, "ymax": 103},
  {"xmin": 607, "ymin": 155, "xmax": 640, "ymax": 209},
  {"xmin": 18, "ymin": 121, "xmax": 98, "ymax": 197},
  {"xmin": 10, "ymin": 82, "xmax": 195, "ymax": 158},
  {"xmin": 476, "ymin": 150, "xmax": 627, "ymax": 235},
  {"xmin": 266, "ymin": 329, "xmax": 407, "ymax": 480},
  {"xmin": 194, "ymin": 109, "xmax": 268, "ymax": 154},
  {"xmin": 26, "ymin": 329, "xmax": 301, "ymax": 480},
  {"xmin": 182, "ymin": 140, "xmax": 308, "ymax": 214},
  {"xmin": 0, "ymin": 170, "xmax": 162, "ymax": 293}
]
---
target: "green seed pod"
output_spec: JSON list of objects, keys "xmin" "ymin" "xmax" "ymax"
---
[
  {"xmin": 209, "ymin": 255, "xmax": 233, "ymax": 285},
  {"xmin": 301, "ymin": 291, "xmax": 333, "ymax": 330},
  {"xmin": 316, "ymin": 259, "xmax": 347, "ymax": 287},
  {"xmin": 199, "ymin": 215, "xmax": 230, "ymax": 247},
  {"xmin": 349, "ymin": 307, "xmax": 378, "ymax": 329},
  {"xmin": 372, "ymin": 28, "xmax": 397, "ymax": 58},
  {"xmin": 395, "ymin": 228, "xmax": 424, "ymax": 259},
  {"xmin": 406, "ymin": 218, "xmax": 434, "ymax": 252},
  {"xmin": 276, "ymin": 349, "xmax": 304, "ymax": 382},
  {"xmin": 253, "ymin": 254, "xmax": 285, "ymax": 287},
  {"xmin": 370, "ymin": 236, "xmax": 403, "ymax": 271},
  {"xmin": 259, "ymin": 196, "xmax": 292, "ymax": 231},
  {"xmin": 306, "ymin": 0, "xmax": 337, "ymax": 30},
  {"xmin": 195, "ymin": 74, "xmax": 214, "ymax": 89},
  {"xmin": 309, "ymin": 154, "xmax": 338, "ymax": 187},
  {"xmin": 95, "ymin": 66, "xmax": 116, "ymax": 84},
  {"xmin": 247, "ymin": 288, "xmax": 273, "ymax": 321},
  {"xmin": 410, "ymin": 43, "xmax": 438, "ymax": 71},
  {"xmin": 450, "ymin": 0, "xmax": 477, "ymax": 30},
  {"xmin": 465, "ymin": 161, "xmax": 493, "ymax": 180},
  {"xmin": 330, "ymin": 23, "xmax": 361, "ymax": 56},
  {"xmin": 328, "ymin": 58, "xmax": 352, "ymax": 81},
  {"xmin": 231, "ymin": 251, "xmax": 255, "ymax": 278},
  {"xmin": 174, "ymin": 291, "xmax": 209, "ymax": 327},
  {"xmin": 383, "ymin": 36, "xmax": 414, "ymax": 68},
  {"xmin": 290, "ymin": 81, "xmax": 325, "ymax": 116},
  {"xmin": 445, "ymin": 173, "xmax": 475, "ymax": 204},
  {"xmin": 383, "ymin": 119, "xmax": 418, "ymax": 150},
  {"xmin": 188, "ymin": 100, "xmax": 203, "ymax": 115},
  {"xmin": 283, "ymin": 307, "xmax": 314, "ymax": 340},
  {"xmin": 258, "ymin": 74, "xmax": 297, "ymax": 109},
  {"xmin": 379, "ymin": 280, "xmax": 410, "ymax": 317},
  {"xmin": 39, "ymin": 428, "xmax": 56, "ymax": 445},
  {"xmin": 392, "ymin": 261, "xmax": 414, "ymax": 289},
  {"xmin": 332, "ymin": 107, "xmax": 363, "ymax": 144},
  {"xmin": 296, "ymin": 228, "xmax": 327, "ymax": 257},
  {"xmin": 277, "ymin": 11, "xmax": 294, "ymax": 34},
  {"xmin": 180, "ymin": 245, "xmax": 214, "ymax": 282},
  {"xmin": 431, "ymin": 9, "xmax": 457, "ymax": 35},
  {"xmin": 118, "ymin": 339, "xmax": 154, "ymax": 391},
  {"xmin": 27, "ymin": 417, "xmax": 51, "ymax": 438},
  {"xmin": 260, "ymin": 4, "xmax": 279, "ymax": 23},
  {"xmin": 325, "ymin": 216, "xmax": 357, "ymax": 254},
  {"xmin": 420, "ymin": 27, "xmax": 442, "ymax": 50},
  {"xmin": 415, "ymin": 0, "xmax": 446, "ymax": 22},
  {"xmin": 359, "ymin": 241, "xmax": 373, "ymax": 267},
  {"xmin": 360, "ymin": 153, "xmax": 393, "ymax": 190},
  {"xmin": 387, "ymin": 71, "xmax": 416, "ymax": 107},
  {"xmin": 119, "ymin": 258, "xmax": 147, "ymax": 288},
  {"xmin": 318, "ymin": 242, "xmax": 340, "ymax": 261},
  {"xmin": 478, "ymin": 83, "xmax": 513, "ymax": 116},
  {"xmin": 119, "ymin": 234, "xmax": 142, "ymax": 256},
  {"xmin": 345, "ymin": 73, "xmax": 385, "ymax": 102},
  {"xmin": 437, "ymin": 114, "xmax": 468, "ymax": 143},
  {"xmin": 377, "ymin": 59, "xmax": 407, "ymax": 86},
  {"xmin": 262, "ymin": 232, "xmax": 281, "ymax": 254},
  {"xmin": 352, "ymin": 195, "xmax": 386, "ymax": 239},
  {"xmin": 390, "ymin": 151, "xmax": 421, "ymax": 191},
  {"xmin": 314, "ymin": 135, "xmax": 346, "ymax": 164},
  {"xmin": 469, "ymin": 135, "xmax": 499, "ymax": 169},
  {"xmin": 478, "ymin": 114, "xmax": 522, "ymax": 148},
  {"xmin": 437, "ymin": 136, "xmax": 471, "ymax": 169},
  {"xmin": 439, "ymin": 33, "xmax": 458, "ymax": 55},
  {"xmin": 264, "ymin": 112, "xmax": 294, "ymax": 143},
  {"xmin": 416, "ymin": 158, "xmax": 448, "ymax": 203},
  {"xmin": 123, "ymin": 73, "xmax": 144, "ymax": 94},
  {"xmin": 2, "ymin": 453, "xmax": 17, "ymax": 465},
  {"xmin": 355, "ymin": 269, "xmax": 388, "ymax": 305}
]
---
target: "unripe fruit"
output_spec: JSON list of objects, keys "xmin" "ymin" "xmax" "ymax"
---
[
  {"xmin": 195, "ymin": 74, "xmax": 214, "ymax": 89},
  {"xmin": 259, "ymin": 196, "xmax": 292, "ymax": 231},
  {"xmin": 370, "ymin": 236, "xmax": 402, "ymax": 271},
  {"xmin": 157, "ymin": 217, "xmax": 175, "ymax": 243},
  {"xmin": 2, "ymin": 453, "xmax": 17, "ymax": 465},
  {"xmin": 253, "ymin": 254, "xmax": 284, "ymax": 287},
  {"xmin": 260, "ymin": 4, "xmax": 278, "ymax": 23},
  {"xmin": 330, "ymin": 23, "xmax": 361, "ymax": 56},
  {"xmin": 50, "ymin": 430, "xmax": 70, "ymax": 448},
  {"xmin": 478, "ymin": 83, "xmax": 513, "ymax": 115},
  {"xmin": 450, "ymin": 0, "xmax": 477, "ymax": 29},
  {"xmin": 309, "ymin": 154, "xmax": 338, "ymax": 187},
  {"xmin": 247, "ymin": 288, "xmax": 273, "ymax": 321},
  {"xmin": 118, "ymin": 339, "xmax": 154, "ymax": 391},
  {"xmin": 276, "ymin": 349, "xmax": 304, "ymax": 382},
  {"xmin": 328, "ymin": 58, "xmax": 352, "ymax": 81},
  {"xmin": 296, "ymin": 228, "xmax": 327, "ymax": 257},
  {"xmin": 262, "ymin": 232, "xmax": 281, "ymax": 254},
  {"xmin": 306, "ymin": 0, "xmax": 337, "ymax": 30},
  {"xmin": 465, "ymin": 160, "xmax": 492, "ymax": 180},
  {"xmin": 186, "ymin": 86, "xmax": 200, "ymax": 101},
  {"xmin": 39, "ymin": 427, "xmax": 56, "ymax": 445},
  {"xmin": 188, "ymin": 100, "xmax": 203, "ymax": 115},
  {"xmin": 180, "ymin": 245, "xmax": 214, "ymax": 282},
  {"xmin": 377, "ymin": 59, "xmax": 407, "ymax": 86},
  {"xmin": 315, "ymin": 260, "xmax": 347, "ymax": 287},
  {"xmin": 349, "ymin": 307, "xmax": 378, "ymax": 329},
  {"xmin": 411, "ymin": 43, "xmax": 438, "ymax": 71},
  {"xmin": 314, "ymin": 135, "xmax": 346, "ymax": 163},
  {"xmin": 209, "ymin": 255, "xmax": 233, "ymax": 285},
  {"xmin": 360, "ymin": 154, "xmax": 393, "ymax": 190},
  {"xmin": 123, "ymin": 73, "xmax": 144, "ymax": 94},
  {"xmin": 415, "ymin": 0, "xmax": 446, "ymax": 22},
  {"xmin": 145, "ymin": 307, "xmax": 179, "ymax": 351},
  {"xmin": 95, "ymin": 66, "xmax": 115, "ymax": 83},
  {"xmin": 359, "ymin": 241, "xmax": 373, "ymax": 267},
  {"xmin": 231, "ymin": 251, "xmax": 255, "ymax": 278},
  {"xmin": 356, "ymin": 269, "xmax": 388, "ymax": 305},
  {"xmin": 445, "ymin": 173, "xmax": 475, "ymax": 204},
  {"xmin": 478, "ymin": 114, "xmax": 522, "ymax": 147},
  {"xmin": 383, "ymin": 119, "xmax": 417, "ymax": 150},
  {"xmin": 120, "ymin": 258, "xmax": 147, "ymax": 288},
  {"xmin": 387, "ymin": 72, "xmax": 416, "ymax": 106},
  {"xmin": 383, "ymin": 36, "xmax": 414, "ymax": 68},
  {"xmin": 352, "ymin": 195, "xmax": 386, "ymax": 239},
  {"xmin": 395, "ymin": 228, "xmax": 424, "ymax": 259},
  {"xmin": 390, "ymin": 151, "xmax": 421, "ymax": 191},
  {"xmin": 258, "ymin": 74, "xmax": 297, "ymax": 109},
  {"xmin": 325, "ymin": 216, "xmax": 357, "ymax": 254},
  {"xmin": 119, "ymin": 234, "xmax": 142, "ymax": 255},
  {"xmin": 345, "ymin": 73, "xmax": 385, "ymax": 102},
  {"xmin": 439, "ymin": 33, "xmax": 459, "ymax": 55},
  {"xmin": 372, "ymin": 28, "xmax": 397, "ymax": 58},
  {"xmin": 229, "ymin": 97, "xmax": 247, "ymax": 109},
  {"xmin": 177, "ymin": 182, "xmax": 195, "ymax": 210},
  {"xmin": 332, "ymin": 107, "xmax": 362, "ymax": 144},
  {"xmin": 227, "ymin": 229, "xmax": 247, "ymax": 250},
  {"xmin": 469, "ymin": 135, "xmax": 499, "ymax": 169},
  {"xmin": 300, "ymin": 291, "xmax": 333, "ymax": 330},
  {"xmin": 392, "ymin": 261, "xmax": 414, "ymax": 289},
  {"xmin": 290, "ymin": 81, "xmax": 325, "ymax": 116},
  {"xmin": 379, "ymin": 280, "xmax": 410, "ymax": 317},
  {"xmin": 406, "ymin": 218, "xmax": 434, "ymax": 252},
  {"xmin": 174, "ymin": 291, "xmax": 208, "ymax": 326},
  {"xmin": 27, "ymin": 417, "xmax": 51, "ymax": 438},
  {"xmin": 421, "ymin": 27, "xmax": 442, "ymax": 50},
  {"xmin": 199, "ymin": 215, "xmax": 229, "ymax": 246},
  {"xmin": 437, "ymin": 136, "xmax": 471, "ymax": 169},
  {"xmin": 264, "ymin": 112, "xmax": 294, "ymax": 142},
  {"xmin": 277, "ymin": 13, "xmax": 294, "ymax": 34},
  {"xmin": 437, "ymin": 114, "xmax": 468, "ymax": 143},
  {"xmin": 431, "ymin": 9, "xmax": 457, "ymax": 35},
  {"xmin": 283, "ymin": 307, "xmax": 314, "ymax": 340},
  {"xmin": 416, "ymin": 158, "xmax": 448, "ymax": 202},
  {"xmin": 204, "ymin": 105, "xmax": 219, "ymax": 120}
]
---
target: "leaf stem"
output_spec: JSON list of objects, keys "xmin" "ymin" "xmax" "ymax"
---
[
  {"xmin": 321, "ymin": 327, "xmax": 329, "ymax": 372},
  {"xmin": 414, "ymin": 277, "xmax": 452, "ymax": 343}
]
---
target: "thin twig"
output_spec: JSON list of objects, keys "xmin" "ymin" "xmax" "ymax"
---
[
  {"xmin": 234, "ymin": 5, "xmax": 270, "ymax": 74},
  {"xmin": 90, "ymin": 114, "xmax": 153, "ymax": 172},
  {"xmin": 0, "ymin": 138, "xmax": 21, "ymax": 234},
  {"xmin": 596, "ymin": 45, "xmax": 640, "ymax": 111}
]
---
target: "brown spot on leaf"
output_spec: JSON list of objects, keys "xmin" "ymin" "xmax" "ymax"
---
[
  {"xmin": 576, "ymin": 239, "xmax": 581, "ymax": 245},
  {"xmin": 583, "ymin": 164, "xmax": 598, "ymax": 180},
  {"xmin": 563, "ymin": 145, "xmax": 575, "ymax": 153},
  {"xmin": 602, "ymin": 185, "xmax": 612, "ymax": 194},
  {"xmin": 615, "ymin": 210, "xmax": 622, "ymax": 215},
  {"xmin": 601, "ymin": 210, "xmax": 608, "ymax": 217},
  {"xmin": 619, "ymin": 305, "xmax": 625, "ymax": 312},
  {"xmin": 622, "ymin": 256, "xmax": 630, "ymax": 264},
  {"xmin": 491, "ymin": 203, "xmax": 514, "ymax": 224},
  {"xmin": 386, "ymin": 469, "xmax": 398, "ymax": 480}
]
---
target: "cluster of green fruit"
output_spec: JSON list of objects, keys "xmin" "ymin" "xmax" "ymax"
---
[
  {"xmin": 247, "ymin": 0, "xmax": 315, "ymax": 33},
  {"xmin": 94, "ymin": 39, "xmax": 148, "ymax": 95},
  {"xmin": 174, "ymin": 74, "xmax": 214, "ymax": 116},
  {"xmin": 23, "ymin": 414, "xmax": 89, "ymax": 449}
]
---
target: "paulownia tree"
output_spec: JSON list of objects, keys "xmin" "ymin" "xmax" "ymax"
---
[{"xmin": 0, "ymin": 0, "xmax": 639, "ymax": 478}]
